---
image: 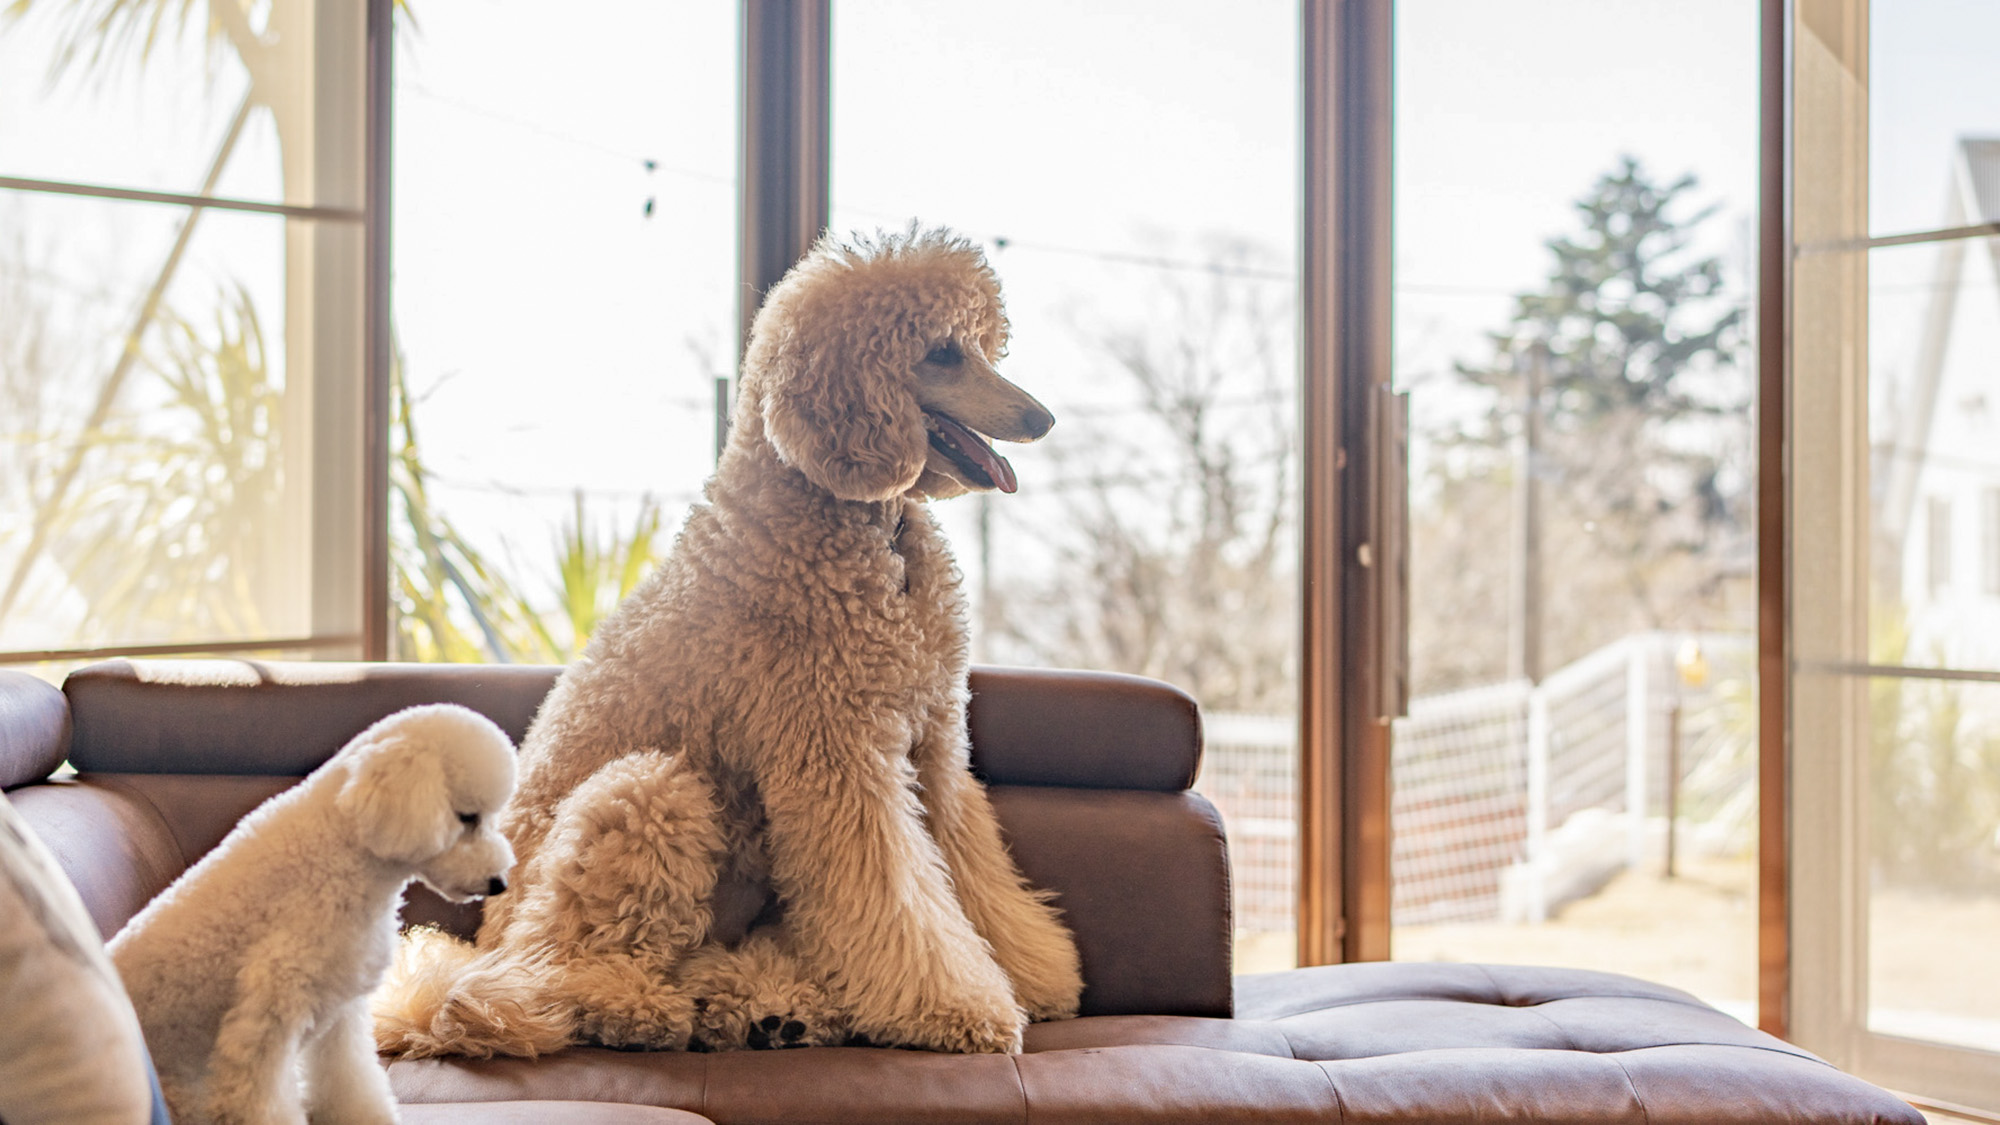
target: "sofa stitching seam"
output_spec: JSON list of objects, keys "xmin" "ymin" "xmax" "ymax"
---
[
  {"xmin": 1607, "ymin": 1051, "xmax": 1652, "ymax": 1125},
  {"xmin": 1010, "ymin": 1051, "xmax": 1029, "ymax": 1125},
  {"xmin": 1254, "ymin": 989, "xmax": 1745, "ymax": 1022},
  {"xmin": 1311, "ymin": 1057, "xmax": 1347, "ymax": 1121},
  {"xmin": 1274, "ymin": 1021, "xmax": 1300, "ymax": 1060},
  {"xmin": 1296, "ymin": 1040, "xmax": 1836, "ymax": 1068},
  {"xmin": 1609, "ymin": 1041, "xmax": 1839, "ymax": 1068}
]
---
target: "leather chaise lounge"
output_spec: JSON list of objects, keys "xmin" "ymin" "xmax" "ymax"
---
[{"xmin": 1, "ymin": 660, "xmax": 1922, "ymax": 1124}]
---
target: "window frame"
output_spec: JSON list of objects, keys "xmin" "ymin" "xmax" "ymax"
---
[
  {"xmin": 1774, "ymin": 0, "xmax": 2000, "ymax": 1107},
  {"xmin": 0, "ymin": 0, "xmax": 384, "ymax": 667}
]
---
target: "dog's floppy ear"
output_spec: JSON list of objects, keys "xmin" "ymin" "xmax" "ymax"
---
[
  {"xmin": 336, "ymin": 724, "xmax": 457, "ymax": 865},
  {"xmin": 761, "ymin": 307, "xmax": 929, "ymax": 503}
]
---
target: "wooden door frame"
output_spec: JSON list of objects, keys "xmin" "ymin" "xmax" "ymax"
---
[{"xmin": 1299, "ymin": 0, "xmax": 1397, "ymax": 967}]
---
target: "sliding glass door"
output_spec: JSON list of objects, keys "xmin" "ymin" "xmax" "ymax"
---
[
  {"xmin": 1392, "ymin": 0, "xmax": 1761, "ymax": 1020},
  {"xmin": 1788, "ymin": 0, "xmax": 2000, "ymax": 1110}
]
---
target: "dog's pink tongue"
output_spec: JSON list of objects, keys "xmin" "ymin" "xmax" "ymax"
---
[
  {"xmin": 986, "ymin": 448, "xmax": 1018, "ymax": 494},
  {"xmin": 933, "ymin": 413, "xmax": 1019, "ymax": 493}
]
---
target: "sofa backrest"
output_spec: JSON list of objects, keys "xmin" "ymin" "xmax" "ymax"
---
[{"xmin": 6, "ymin": 660, "xmax": 1233, "ymax": 1019}]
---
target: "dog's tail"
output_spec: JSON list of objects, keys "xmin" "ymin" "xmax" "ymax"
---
[{"xmin": 373, "ymin": 927, "xmax": 578, "ymax": 1059}]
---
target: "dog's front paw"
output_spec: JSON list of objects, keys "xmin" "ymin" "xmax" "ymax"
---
[
  {"xmin": 736, "ymin": 1000, "xmax": 844, "ymax": 1048},
  {"xmin": 676, "ymin": 930, "xmax": 849, "ymax": 1052},
  {"xmin": 567, "ymin": 959, "xmax": 698, "ymax": 1051},
  {"xmin": 579, "ymin": 1004, "xmax": 695, "ymax": 1051},
  {"xmin": 858, "ymin": 997, "xmax": 1025, "ymax": 1055},
  {"xmin": 687, "ymin": 996, "xmax": 848, "ymax": 1051}
]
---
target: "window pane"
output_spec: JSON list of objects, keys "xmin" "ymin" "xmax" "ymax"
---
[
  {"xmin": 831, "ymin": 0, "xmax": 1302, "ymax": 970},
  {"xmin": 1869, "ymin": 1, "xmax": 2000, "ymax": 238},
  {"xmin": 1393, "ymin": 0, "xmax": 1759, "ymax": 1020},
  {"xmin": 1867, "ymin": 675, "xmax": 2000, "ymax": 1052},
  {"xmin": 0, "ymin": 192, "xmax": 356, "ymax": 654},
  {"xmin": 0, "ymin": 1, "xmax": 355, "ymax": 208},
  {"xmin": 1871, "ymin": 237, "xmax": 2000, "ymax": 674},
  {"xmin": 1, "ymin": 1, "xmax": 367, "ymax": 665},
  {"xmin": 390, "ymin": 1, "xmax": 735, "ymax": 663}
]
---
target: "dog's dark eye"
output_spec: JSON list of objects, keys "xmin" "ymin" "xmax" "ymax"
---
[
  {"xmin": 458, "ymin": 812, "xmax": 480, "ymax": 828},
  {"xmin": 924, "ymin": 342, "xmax": 963, "ymax": 367}
]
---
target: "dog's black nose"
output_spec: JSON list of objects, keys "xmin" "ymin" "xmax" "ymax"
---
[
  {"xmin": 486, "ymin": 876, "xmax": 508, "ymax": 896},
  {"xmin": 1020, "ymin": 404, "xmax": 1054, "ymax": 439}
]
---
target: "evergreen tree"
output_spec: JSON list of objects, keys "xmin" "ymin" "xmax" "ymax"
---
[{"xmin": 1427, "ymin": 156, "xmax": 1751, "ymax": 686}]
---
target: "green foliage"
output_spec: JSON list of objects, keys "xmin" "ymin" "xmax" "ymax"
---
[
  {"xmin": 48, "ymin": 284, "xmax": 284, "ymax": 642},
  {"xmin": 4, "ymin": 0, "xmax": 421, "ymax": 86},
  {"xmin": 1868, "ymin": 608, "xmax": 2000, "ymax": 892},
  {"xmin": 386, "ymin": 353, "xmax": 667, "ymax": 665},
  {"xmin": 542, "ymin": 489, "xmax": 665, "ymax": 656},
  {"xmin": 1463, "ymin": 156, "xmax": 1742, "ymax": 431},
  {"xmin": 5, "ymin": 0, "xmax": 225, "ymax": 85}
]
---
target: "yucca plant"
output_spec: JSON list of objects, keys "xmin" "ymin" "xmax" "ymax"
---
[
  {"xmin": 526, "ymin": 490, "xmax": 666, "ymax": 660},
  {"xmin": 387, "ymin": 346, "xmax": 544, "ymax": 664},
  {"xmin": 387, "ymin": 350, "xmax": 669, "ymax": 664},
  {"xmin": 45, "ymin": 284, "xmax": 283, "ymax": 643}
]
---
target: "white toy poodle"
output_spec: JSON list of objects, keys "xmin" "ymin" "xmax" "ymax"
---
[{"xmin": 111, "ymin": 704, "xmax": 518, "ymax": 1125}]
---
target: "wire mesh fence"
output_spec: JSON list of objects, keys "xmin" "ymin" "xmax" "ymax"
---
[{"xmin": 1192, "ymin": 632, "xmax": 1756, "ymax": 935}]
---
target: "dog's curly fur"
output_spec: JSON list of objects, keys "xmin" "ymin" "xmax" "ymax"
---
[
  {"xmin": 375, "ymin": 228, "xmax": 1083, "ymax": 1059},
  {"xmin": 111, "ymin": 705, "xmax": 518, "ymax": 1125}
]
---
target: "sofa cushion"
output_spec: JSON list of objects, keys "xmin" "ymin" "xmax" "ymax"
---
[
  {"xmin": 0, "ymin": 670, "xmax": 69, "ymax": 792},
  {"xmin": 64, "ymin": 660, "xmax": 560, "ymax": 775},
  {"xmin": 62, "ymin": 660, "xmax": 1203, "ymax": 791},
  {"xmin": 4, "ymin": 778, "xmax": 190, "ymax": 941},
  {"xmin": 387, "ymin": 963, "xmax": 1923, "ymax": 1124}
]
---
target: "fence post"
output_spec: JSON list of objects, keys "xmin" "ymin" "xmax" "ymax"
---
[
  {"xmin": 1626, "ymin": 638, "xmax": 1650, "ymax": 870},
  {"xmin": 1524, "ymin": 685, "xmax": 1551, "ymax": 923}
]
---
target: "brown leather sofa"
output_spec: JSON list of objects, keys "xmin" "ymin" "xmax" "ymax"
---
[{"xmin": 1, "ymin": 660, "xmax": 1922, "ymax": 1124}]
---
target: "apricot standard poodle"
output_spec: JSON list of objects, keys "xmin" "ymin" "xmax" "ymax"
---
[{"xmin": 376, "ymin": 228, "xmax": 1083, "ymax": 1059}]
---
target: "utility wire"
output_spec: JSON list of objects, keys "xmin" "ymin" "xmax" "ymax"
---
[{"xmin": 400, "ymin": 81, "xmax": 730, "ymax": 185}]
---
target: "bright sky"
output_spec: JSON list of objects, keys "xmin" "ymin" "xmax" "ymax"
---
[
  {"xmin": 1394, "ymin": 0, "xmax": 1759, "ymax": 394},
  {"xmin": 6, "ymin": 0, "xmax": 1996, "ymax": 646}
]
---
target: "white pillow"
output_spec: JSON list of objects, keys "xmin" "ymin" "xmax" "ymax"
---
[{"xmin": 0, "ymin": 792, "xmax": 168, "ymax": 1125}]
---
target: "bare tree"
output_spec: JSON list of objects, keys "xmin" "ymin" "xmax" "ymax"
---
[{"xmin": 987, "ymin": 241, "xmax": 1298, "ymax": 714}]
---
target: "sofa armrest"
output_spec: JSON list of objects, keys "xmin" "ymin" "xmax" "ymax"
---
[
  {"xmin": 967, "ymin": 666, "xmax": 1202, "ymax": 791},
  {"xmin": 4, "ymin": 779, "xmax": 187, "ymax": 940},
  {"xmin": 993, "ymin": 786, "xmax": 1233, "ymax": 1017},
  {"xmin": 0, "ymin": 670, "xmax": 70, "ymax": 791}
]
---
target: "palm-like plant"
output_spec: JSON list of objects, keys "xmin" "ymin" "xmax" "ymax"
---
[
  {"xmin": 44, "ymin": 284, "xmax": 282, "ymax": 643},
  {"xmin": 534, "ymin": 491, "xmax": 666, "ymax": 660},
  {"xmin": 5, "ymin": 0, "xmax": 230, "ymax": 83},
  {"xmin": 387, "ymin": 348, "xmax": 668, "ymax": 664},
  {"xmin": 9, "ymin": 0, "xmax": 658, "ymax": 665}
]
